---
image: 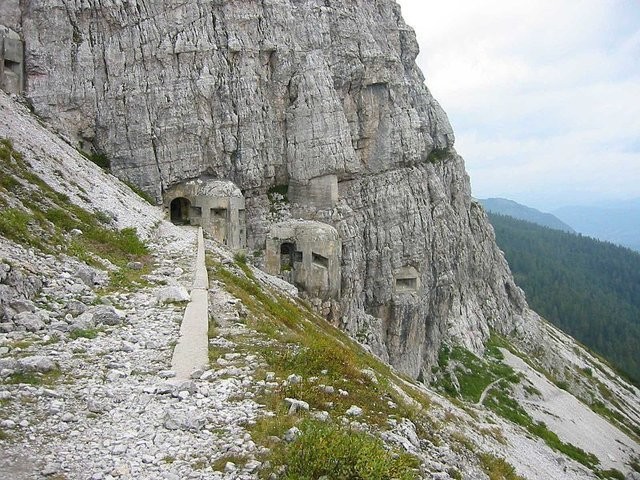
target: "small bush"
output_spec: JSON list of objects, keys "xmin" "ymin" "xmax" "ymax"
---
[
  {"xmin": 599, "ymin": 468, "xmax": 625, "ymax": 480},
  {"xmin": 479, "ymin": 453, "xmax": 524, "ymax": 480},
  {"xmin": 427, "ymin": 147, "xmax": 449, "ymax": 164},
  {"xmin": 274, "ymin": 420, "xmax": 419, "ymax": 480},
  {"xmin": 0, "ymin": 208, "xmax": 32, "ymax": 244},
  {"xmin": 87, "ymin": 152, "xmax": 110, "ymax": 170}
]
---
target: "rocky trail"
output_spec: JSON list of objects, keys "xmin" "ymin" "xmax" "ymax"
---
[{"xmin": 0, "ymin": 221, "xmax": 270, "ymax": 479}]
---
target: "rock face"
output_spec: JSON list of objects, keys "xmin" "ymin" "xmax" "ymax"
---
[{"xmin": 7, "ymin": 0, "xmax": 527, "ymax": 379}]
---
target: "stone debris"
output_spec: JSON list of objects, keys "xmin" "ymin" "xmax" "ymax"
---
[{"xmin": 0, "ymin": 225, "xmax": 265, "ymax": 479}]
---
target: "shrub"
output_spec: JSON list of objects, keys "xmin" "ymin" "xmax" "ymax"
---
[
  {"xmin": 87, "ymin": 152, "xmax": 110, "ymax": 170},
  {"xmin": 427, "ymin": 147, "xmax": 449, "ymax": 164},
  {"xmin": 276, "ymin": 420, "xmax": 419, "ymax": 480},
  {"xmin": 0, "ymin": 208, "xmax": 32, "ymax": 244}
]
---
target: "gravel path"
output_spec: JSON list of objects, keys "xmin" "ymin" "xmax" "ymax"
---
[{"xmin": 0, "ymin": 224, "xmax": 266, "ymax": 479}]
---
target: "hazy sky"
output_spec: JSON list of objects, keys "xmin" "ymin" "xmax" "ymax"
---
[{"xmin": 396, "ymin": 0, "xmax": 640, "ymax": 210}]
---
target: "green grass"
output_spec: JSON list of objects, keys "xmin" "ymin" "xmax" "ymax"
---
[
  {"xmin": 427, "ymin": 147, "xmax": 450, "ymax": 164},
  {"xmin": 265, "ymin": 420, "xmax": 420, "ymax": 480},
  {"xmin": 6, "ymin": 369, "xmax": 62, "ymax": 386},
  {"xmin": 479, "ymin": 453, "xmax": 525, "ymax": 480},
  {"xmin": 209, "ymin": 258, "xmax": 429, "ymax": 474},
  {"xmin": 69, "ymin": 328, "xmax": 100, "ymax": 340},
  {"xmin": 0, "ymin": 208, "xmax": 34, "ymax": 247},
  {"xmin": 83, "ymin": 151, "xmax": 110, "ymax": 170},
  {"xmin": 435, "ymin": 335, "xmax": 601, "ymax": 472},
  {"xmin": 484, "ymin": 381, "xmax": 599, "ymax": 470},
  {"xmin": 434, "ymin": 341, "xmax": 519, "ymax": 403},
  {"xmin": 211, "ymin": 454, "xmax": 249, "ymax": 472},
  {"xmin": 598, "ymin": 469, "xmax": 625, "ymax": 480},
  {"xmin": 0, "ymin": 137, "xmax": 151, "ymax": 289}
]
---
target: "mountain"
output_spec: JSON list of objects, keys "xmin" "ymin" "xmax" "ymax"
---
[
  {"xmin": 480, "ymin": 197, "xmax": 575, "ymax": 232},
  {"xmin": 2, "ymin": 0, "xmax": 528, "ymax": 380},
  {"xmin": 0, "ymin": 91, "xmax": 638, "ymax": 479},
  {"xmin": 554, "ymin": 200, "xmax": 640, "ymax": 252},
  {"xmin": 487, "ymin": 212, "xmax": 640, "ymax": 384},
  {"xmin": 1, "ymin": 1, "xmax": 640, "ymax": 478}
]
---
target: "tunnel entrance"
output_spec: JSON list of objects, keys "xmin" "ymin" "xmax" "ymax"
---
[{"xmin": 170, "ymin": 197, "xmax": 191, "ymax": 225}]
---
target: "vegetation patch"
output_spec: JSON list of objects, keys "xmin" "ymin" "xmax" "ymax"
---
[
  {"xmin": 0, "ymin": 137, "xmax": 151, "ymax": 289},
  {"xmin": 5, "ymin": 368, "xmax": 62, "ymax": 387},
  {"xmin": 479, "ymin": 453, "xmax": 524, "ymax": 480},
  {"xmin": 69, "ymin": 328, "xmax": 100, "ymax": 340},
  {"xmin": 434, "ymin": 335, "xmax": 601, "ymax": 471},
  {"xmin": 264, "ymin": 420, "xmax": 420, "ymax": 480},
  {"xmin": 427, "ymin": 147, "xmax": 450, "ymax": 164},
  {"xmin": 80, "ymin": 150, "xmax": 110, "ymax": 170},
  {"xmin": 433, "ymin": 338, "xmax": 519, "ymax": 403},
  {"xmin": 123, "ymin": 180, "xmax": 156, "ymax": 204},
  {"xmin": 209, "ymin": 257, "xmax": 429, "ymax": 476}
]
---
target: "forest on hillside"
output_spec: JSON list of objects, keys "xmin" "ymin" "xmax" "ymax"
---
[{"xmin": 487, "ymin": 212, "xmax": 640, "ymax": 384}]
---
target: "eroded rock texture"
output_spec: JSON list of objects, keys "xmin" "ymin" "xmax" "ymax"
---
[{"xmin": 8, "ymin": 0, "xmax": 528, "ymax": 379}]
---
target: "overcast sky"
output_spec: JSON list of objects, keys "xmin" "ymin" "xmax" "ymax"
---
[{"xmin": 396, "ymin": 0, "xmax": 640, "ymax": 211}]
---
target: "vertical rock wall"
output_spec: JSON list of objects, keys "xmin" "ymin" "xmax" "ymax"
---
[{"xmin": 6, "ymin": 0, "xmax": 528, "ymax": 379}]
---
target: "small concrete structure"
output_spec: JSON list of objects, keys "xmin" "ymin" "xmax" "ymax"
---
[
  {"xmin": 394, "ymin": 266, "xmax": 421, "ymax": 294},
  {"xmin": 164, "ymin": 178, "xmax": 246, "ymax": 251},
  {"xmin": 265, "ymin": 220, "xmax": 341, "ymax": 299},
  {"xmin": 288, "ymin": 174, "xmax": 338, "ymax": 210},
  {"xmin": 0, "ymin": 27, "xmax": 23, "ymax": 95}
]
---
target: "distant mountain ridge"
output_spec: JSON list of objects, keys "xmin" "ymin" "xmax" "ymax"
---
[
  {"xmin": 479, "ymin": 197, "xmax": 575, "ymax": 232},
  {"xmin": 554, "ymin": 200, "xmax": 640, "ymax": 252}
]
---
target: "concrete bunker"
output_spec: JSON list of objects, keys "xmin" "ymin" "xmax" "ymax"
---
[
  {"xmin": 265, "ymin": 220, "xmax": 341, "ymax": 299},
  {"xmin": 164, "ymin": 178, "xmax": 246, "ymax": 250},
  {"xmin": 288, "ymin": 174, "xmax": 338, "ymax": 210},
  {"xmin": 394, "ymin": 266, "xmax": 421, "ymax": 294},
  {"xmin": 0, "ymin": 27, "xmax": 23, "ymax": 95}
]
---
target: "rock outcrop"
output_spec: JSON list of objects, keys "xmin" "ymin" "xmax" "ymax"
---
[{"xmin": 7, "ymin": 0, "xmax": 527, "ymax": 379}]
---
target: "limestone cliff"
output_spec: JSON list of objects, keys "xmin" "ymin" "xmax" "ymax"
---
[{"xmin": 6, "ymin": 0, "xmax": 528, "ymax": 379}]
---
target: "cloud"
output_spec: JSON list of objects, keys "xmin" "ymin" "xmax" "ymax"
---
[{"xmin": 397, "ymin": 0, "xmax": 640, "ymax": 209}]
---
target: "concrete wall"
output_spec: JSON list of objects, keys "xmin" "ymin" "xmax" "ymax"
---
[
  {"xmin": 394, "ymin": 266, "xmax": 421, "ymax": 295},
  {"xmin": 265, "ymin": 220, "xmax": 341, "ymax": 300},
  {"xmin": 288, "ymin": 174, "xmax": 338, "ymax": 210},
  {"xmin": 0, "ymin": 28, "xmax": 23, "ymax": 95},
  {"xmin": 164, "ymin": 179, "xmax": 246, "ymax": 251}
]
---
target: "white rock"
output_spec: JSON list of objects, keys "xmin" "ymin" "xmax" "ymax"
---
[
  {"xmin": 345, "ymin": 405, "xmax": 363, "ymax": 416},
  {"xmin": 283, "ymin": 426, "xmax": 301, "ymax": 443},
  {"xmin": 156, "ymin": 286, "xmax": 190, "ymax": 304}
]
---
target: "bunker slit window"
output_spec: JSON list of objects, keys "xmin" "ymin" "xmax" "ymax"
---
[
  {"xmin": 312, "ymin": 252, "xmax": 329, "ymax": 269},
  {"xmin": 396, "ymin": 277, "xmax": 417, "ymax": 291},
  {"xmin": 238, "ymin": 209, "xmax": 246, "ymax": 236},
  {"xmin": 293, "ymin": 251, "xmax": 303, "ymax": 263},
  {"xmin": 211, "ymin": 208, "xmax": 226, "ymax": 219},
  {"xmin": 190, "ymin": 206, "xmax": 202, "ymax": 217}
]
